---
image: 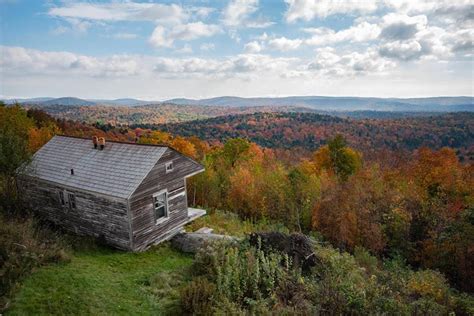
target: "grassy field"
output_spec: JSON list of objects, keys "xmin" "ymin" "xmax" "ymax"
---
[
  {"xmin": 186, "ymin": 209, "xmax": 289, "ymax": 237},
  {"xmin": 5, "ymin": 210, "xmax": 284, "ymax": 315},
  {"xmin": 7, "ymin": 243, "xmax": 193, "ymax": 315}
]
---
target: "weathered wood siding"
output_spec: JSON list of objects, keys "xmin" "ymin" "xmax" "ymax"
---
[
  {"xmin": 129, "ymin": 148, "xmax": 203, "ymax": 251},
  {"xmin": 17, "ymin": 176, "xmax": 131, "ymax": 250}
]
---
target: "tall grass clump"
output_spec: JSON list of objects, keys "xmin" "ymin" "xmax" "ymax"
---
[{"xmin": 0, "ymin": 214, "xmax": 70, "ymax": 311}]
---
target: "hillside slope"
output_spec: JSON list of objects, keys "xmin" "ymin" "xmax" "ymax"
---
[
  {"xmin": 165, "ymin": 96, "xmax": 473, "ymax": 111},
  {"xmin": 152, "ymin": 112, "xmax": 474, "ymax": 158},
  {"xmin": 24, "ymin": 104, "xmax": 315, "ymax": 125},
  {"xmin": 8, "ymin": 244, "xmax": 192, "ymax": 315}
]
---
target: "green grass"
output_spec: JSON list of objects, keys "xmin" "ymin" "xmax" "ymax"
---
[
  {"xmin": 7, "ymin": 243, "xmax": 193, "ymax": 315},
  {"xmin": 186, "ymin": 209, "xmax": 289, "ymax": 237},
  {"xmin": 6, "ymin": 211, "xmax": 285, "ymax": 315}
]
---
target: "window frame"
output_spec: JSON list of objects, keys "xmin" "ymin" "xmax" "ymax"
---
[
  {"xmin": 68, "ymin": 192, "xmax": 76, "ymax": 210},
  {"xmin": 59, "ymin": 191, "xmax": 65, "ymax": 206},
  {"xmin": 153, "ymin": 190, "xmax": 169, "ymax": 224},
  {"xmin": 165, "ymin": 161, "xmax": 174, "ymax": 173}
]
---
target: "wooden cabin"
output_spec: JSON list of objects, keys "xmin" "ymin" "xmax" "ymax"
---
[{"xmin": 17, "ymin": 135, "xmax": 206, "ymax": 251}]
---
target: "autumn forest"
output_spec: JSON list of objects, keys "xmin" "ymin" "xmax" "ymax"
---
[{"xmin": 1, "ymin": 103, "xmax": 473, "ymax": 314}]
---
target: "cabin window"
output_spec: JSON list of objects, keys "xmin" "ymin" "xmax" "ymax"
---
[
  {"xmin": 59, "ymin": 191, "xmax": 65, "ymax": 206},
  {"xmin": 153, "ymin": 191, "xmax": 168, "ymax": 223},
  {"xmin": 165, "ymin": 161, "xmax": 174, "ymax": 173},
  {"xmin": 68, "ymin": 193, "xmax": 76, "ymax": 210}
]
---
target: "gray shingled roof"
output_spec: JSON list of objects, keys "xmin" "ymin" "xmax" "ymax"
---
[{"xmin": 22, "ymin": 136, "xmax": 167, "ymax": 199}]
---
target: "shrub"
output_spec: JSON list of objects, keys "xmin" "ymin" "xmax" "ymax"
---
[
  {"xmin": 183, "ymin": 233, "xmax": 473, "ymax": 315},
  {"xmin": 407, "ymin": 270, "xmax": 450, "ymax": 303},
  {"xmin": 0, "ymin": 215, "xmax": 69, "ymax": 311},
  {"xmin": 179, "ymin": 277, "xmax": 216, "ymax": 316},
  {"xmin": 191, "ymin": 239, "xmax": 291, "ymax": 313}
]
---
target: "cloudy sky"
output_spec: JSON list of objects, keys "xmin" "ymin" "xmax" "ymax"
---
[{"xmin": 0, "ymin": 0, "xmax": 472, "ymax": 100}]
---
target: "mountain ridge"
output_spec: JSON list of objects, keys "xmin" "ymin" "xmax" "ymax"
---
[
  {"xmin": 164, "ymin": 96, "xmax": 473, "ymax": 111},
  {"xmin": 2, "ymin": 95, "xmax": 472, "ymax": 112}
]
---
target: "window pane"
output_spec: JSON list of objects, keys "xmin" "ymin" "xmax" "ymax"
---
[
  {"xmin": 68, "ymin": 193, "xmax": 76, "ymax": 209},
  {"xmin": 156, "ymin": 206, "xmax": 165, "ymax": 218},
  {"xmin": 154, "ymin": 192, "xmax": 168, "ymax": 221},
  {"xmin": 59, "ymin": 191, "xmax": 65, "ymax": 205}
]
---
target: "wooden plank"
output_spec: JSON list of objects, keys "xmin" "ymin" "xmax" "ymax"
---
[
  {"xmin": 129, "ymin": 148, "xmax": 204, "ymax": 251},
  {"xmin": 17, "ymin": 175, "xmax": 131, "ymax": 250}
]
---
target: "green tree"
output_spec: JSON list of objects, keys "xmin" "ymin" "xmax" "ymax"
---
[
  {"xmin": 288, "ymin": 164, "xmax": 320, "ymax": 232},
  {"xmin": 327, "ymin": 135, "xmax": 361, "ymax": 182},
  {"xmin": 222, "ymin": 138, "xmax": 251, "ymax": 167},
  {"xmin": 0, "ymin": 105, "xmax": 35, "ymax": 213}
]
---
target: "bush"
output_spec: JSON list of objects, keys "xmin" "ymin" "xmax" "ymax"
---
[
  {"xmin": 191, "ymin": 239, "xmax": 291, "ymax": 313},
  {"xmin": 0, "ymin": 214, "xmax": 70, "ymax": 311},
  {"xmin": 182, "ymin": 233, "xmax": 473, "ymax": 315},
  {"xmin": 180, "ymin": 277, "xmax": 216, "ymax": 316}
]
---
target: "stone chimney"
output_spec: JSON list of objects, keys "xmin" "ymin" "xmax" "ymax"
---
[{"xmin": 98, "ymin": 137, "xmax": 106, "ymax": 150}]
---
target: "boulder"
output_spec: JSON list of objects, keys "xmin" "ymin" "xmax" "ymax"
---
[
  {"xmin": 249, "ymin": 232, "xmax": 318, "ymax": 270},
  {"xmin": 171, "ymin": 232, "xmax": 236, "ymax": 253}
]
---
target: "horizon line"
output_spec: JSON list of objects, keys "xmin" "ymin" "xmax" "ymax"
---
[{"xmin": 2, "ymin": 95, "xmax": 473, "ymax": 102}]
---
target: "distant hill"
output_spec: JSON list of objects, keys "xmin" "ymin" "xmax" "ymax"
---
[
  {"xmin": 3, "ymin": 95, "xmax": 472, "ymax": 111},
  {"xmin": 165, "ymin": 96, "xmax": 473, "ymax": 112},
  {"xmin": 24, "ymin": 104, "xmax": 312, "ymax": 125},
  {"xmin": 3, "ymin": 97, "xmax": 55, "ymax": 104},
  {"xmin": 91, "ymin": 98, "xmax": 153, "ymax": 106},
  {"xmin": 37, "ymin": 97, "xmax": 97, "ymax": 106},
  {"xmin": 3, "ymin": 97, "xmax": 155, "ymax": 107}
]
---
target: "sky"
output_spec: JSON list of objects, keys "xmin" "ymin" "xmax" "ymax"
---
[{"xmin": 0, "ymin": 0, "xmax": 473, "ymax": 100}]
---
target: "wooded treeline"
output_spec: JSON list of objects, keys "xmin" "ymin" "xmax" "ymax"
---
[{"xmin": 150, "ymin": 112, "xmax": 474, "ymax": 162}]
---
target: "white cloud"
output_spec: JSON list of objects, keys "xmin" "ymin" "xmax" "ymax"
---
[
  {"xmin": 375, "ymin": 12, "xmax": 468, "ymax": 61},
  {"xmin": 3, "ymin": 45, "xmax": 471, "ymax": 98},
  {"xmin": 176, "ymin": 44, "xmax": 193, "ymax": 54},
  {"xmin": 448, "ymin": 29, "xmax": 474, "ymax": 53},
  {"xmin": 228, "ymin": 29, "xmax": 242, "ymax": 43},
  {"xmin": 113, "ymin": 32, "xmax": 138, "ymax": 40},
  {"xmin": 285, "ymin": 0, "xmax": 378, "ymax": 22},
  {"xmin": 383, "ymin": 0, "xmax": 471, "ymax": 15},
  {"xmin": 308, "ymin": 47, "xmax": 395, "ymax": 76},
  {"xmin": 1, "ymin": 45, "xmax": 301, "ymax": 80},
  {"xmin": 153, "ymin": 53, "xmax": 300, "ymax": 79},
  {"xmin": 304, "ymin": 21, "xmax": 381, "ymax": 46},
  {"xmin": 170, "ymin": 22, "xmax": 221, "ymax": 41},
  {"xmin": 51, "ymin": 17, "xmax": 93, "ymax": 34},
  {"xmin": 379, "ymin": 13, "xmax": 427, "ymax": 40},
  {"xmin": 200, "ymin": 43, "xmax": 215, "ymax": 51},
  {"xmin": 149, "ymin": 26, "xmax": 173, "ymax": 48},
  {"xmin": 244, "ymin": 41, "xmax": 262, "ymax": 53},
  {"xmin": 268, "ymin": 37, "xmax": 303, "ymax": 51},
  {"xmin": 0, "ymin": 46, "xmax": 140, "ymax": 77},
  {"xmin": 189, "ymin": 6, "xmax": 215, "ymax": 19},
  {"xmin": 222, "ymin": 0, "xmax": 259, "ymax": 27},
  {"xmin": 49, "ymin": 2, "xmax": 189, "ymax": 25},
  {"xmin": 221, "ymin": 0, "xmax": 272, "ymax": 28},
  {"xmin": 149, "ymin": 22, "xmax": 221, "ymax": 48},
  {"xmin": 4, "ymin": 1, "xmax": 474, "ymax": 98},
  {"xmin": 51, "ymin": 25, "xmax": 69, "ymax": 35},
  {"xmin": 255, "ymin": 32, "xmax": 269, "ymax": 41},
  {"xmin": 48, "ymin": 1, "xmax": 219, "ymax": 43},
  {"xmin": 379, "ymin": 40, "xmax": 424, "ymax": 61},
  {"xmin": 245, "ymin": 16, "xmax": 275, "ymax": 28}
]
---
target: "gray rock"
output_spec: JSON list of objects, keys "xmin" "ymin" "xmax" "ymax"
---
[{"xmin": 171, "ymin": 232, "xmax": 237, "ymax": 253}]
